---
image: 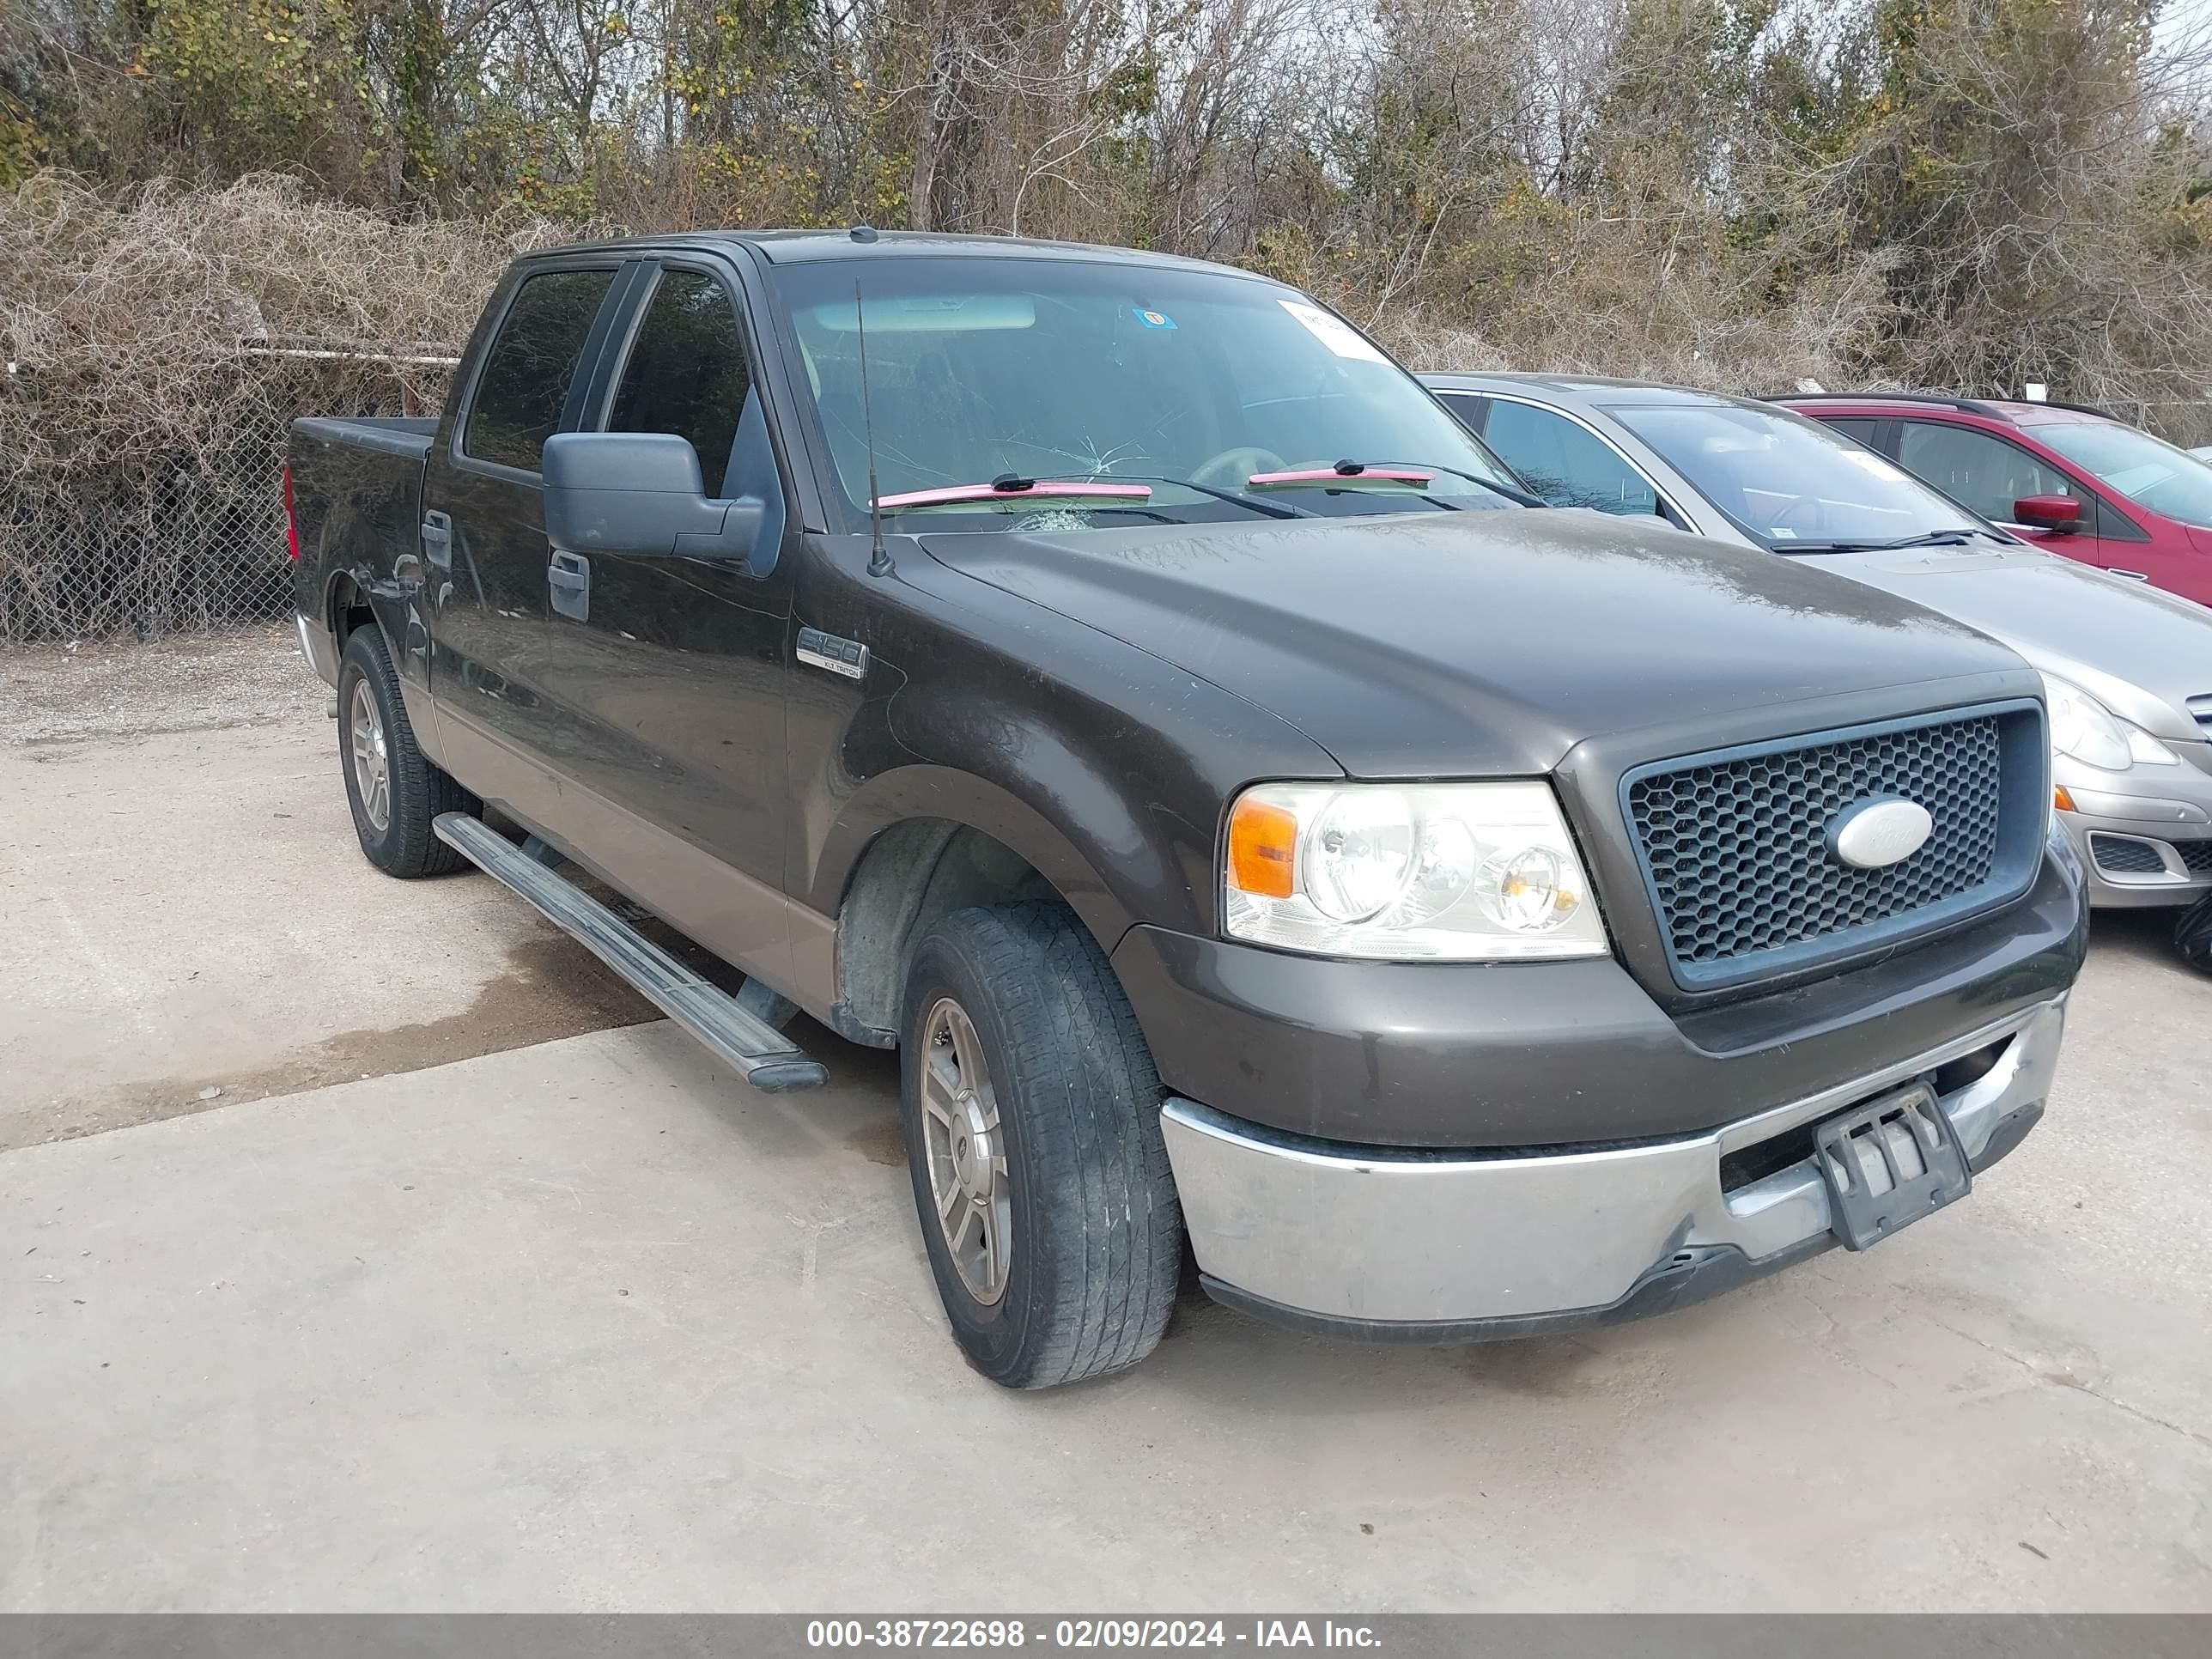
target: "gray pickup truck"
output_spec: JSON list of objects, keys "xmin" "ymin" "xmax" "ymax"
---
[{"xmin": 287, "ymin": 230, "xmax": 2086, "ymax": 1387}]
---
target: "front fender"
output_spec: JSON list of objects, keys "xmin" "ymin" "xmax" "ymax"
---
[
  {"xmin": 808, "ymin": 762, "xmax": 1151, "ymax": 951},
  {"xmin": 787, "ymin": 534, "xmax": 1342, "ymax": 959}
]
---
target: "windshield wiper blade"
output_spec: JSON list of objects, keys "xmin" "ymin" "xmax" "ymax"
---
[
  {"xmin": 1774, "ymin": 528, "xmax": 1986, "ymax": 554},
  {"xmin": 1874, "ymin": 529, "xmax": 1986, "ymax": 550},
  {"xmin": 1246, "ymin": 459, "xmax": 1544, "ymax": 509},
  {"xmin": 874, "ymin": 476, "xmax": 1154, "ymax": 510},
  {"xmin": 1101, "ymin": 475, "xmax": 1317, "ymax": 519}
]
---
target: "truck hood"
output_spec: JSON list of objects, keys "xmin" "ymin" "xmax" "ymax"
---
[
  {"xmin": 1815, "ymin": 544, "xmax": 2212, "ymax": 743},
  {"xmin": 921, "ymin": 511, "xmax": 2015, "ymax": 777}
]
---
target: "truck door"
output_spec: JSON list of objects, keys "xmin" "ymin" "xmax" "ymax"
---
[
  {"xmin": 420, "ymin": 258, "xmax": 633, "ymax": 827},
  {"xmin": 526, "ymin": 257, "xmax": 799, "ymax": 988}
]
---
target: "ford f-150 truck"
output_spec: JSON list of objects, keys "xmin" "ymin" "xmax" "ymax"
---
[{"xmin": 287, "ymin": 229, "xmax": 2087, "ymax": 1388}]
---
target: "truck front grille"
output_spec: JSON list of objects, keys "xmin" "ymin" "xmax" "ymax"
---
[{"xmin": 1623, "ymin": 704, "xmax": 2043, "ymax": 990}]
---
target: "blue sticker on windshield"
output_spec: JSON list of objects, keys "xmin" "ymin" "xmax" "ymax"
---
[{"xmin": 1132, "ymin": 307, "xmax": 1176, "ymax": 330}]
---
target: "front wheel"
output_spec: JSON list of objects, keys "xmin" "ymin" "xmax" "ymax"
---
[{"xmin": 900, "ymin": 902, "xmax": 1182, "ymax": 1389}]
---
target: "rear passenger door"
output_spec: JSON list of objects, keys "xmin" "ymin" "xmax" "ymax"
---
[
  {"xmin": 422, "ymin": 258, "xmax": 633, "ymax": 814},
  {"xmin": 527, "ymin": 257, "xmax": 799, "ymax": 985}
]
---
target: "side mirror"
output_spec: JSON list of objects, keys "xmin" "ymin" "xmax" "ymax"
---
[
  {"xmin": 541, "ymin": 432, "xmax": 772, "ymax": 574},
  {"xmin": 2013, "ymin": 493, "xmax": 2084, "ymax": 532}
]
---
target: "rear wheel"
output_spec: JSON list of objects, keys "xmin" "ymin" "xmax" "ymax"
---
[
  {"xmin": 336, "ymin": 625, "xmax": 473, "ymax": 878},
  {"xmin": 900, "ymin": 902, "xmax": 1182, "ymax": 1389}
]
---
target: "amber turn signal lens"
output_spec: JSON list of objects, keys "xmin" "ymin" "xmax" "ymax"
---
[
  {"xmin": 1227, "ymin": 796, "xmax": 1297, "ymax": 899},
  {"xmin": 2053, "ymin": 785, "xmax": 2075, "ymax": 813}
]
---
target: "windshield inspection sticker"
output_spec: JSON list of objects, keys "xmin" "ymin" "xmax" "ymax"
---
[
  {"xmin": 1279, "ymin": 299, "xmax": 1388, "ymax": 362},
  {"xmin": 1132, "ymin": 307, "xmax": 1176, "ymax": 329}
]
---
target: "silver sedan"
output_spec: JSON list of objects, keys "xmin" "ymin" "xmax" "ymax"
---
[{"xmin": 1425, "ymin": 372, "xmax": 2212, "ymax": 910}]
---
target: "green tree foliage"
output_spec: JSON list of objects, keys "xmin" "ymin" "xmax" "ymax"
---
[{"xmin": 6, "ymin": 0, "xmax": 2212, "ymax": 420}]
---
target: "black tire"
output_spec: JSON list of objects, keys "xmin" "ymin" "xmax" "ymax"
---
[
  {"xmin": 899, "ymin": 901, "xmax": 1182, "ymax": 1389},
  {"xmin": 2178, "ymin": 890, "xmax": 2212, "ymax": 974},
  {"xmin": 336, "ymin": 625, "xmax": 474, "ymax": 878}
]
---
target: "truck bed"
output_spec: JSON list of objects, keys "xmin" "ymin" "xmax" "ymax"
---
[
  {"xmin": 288, "ymin": 416, "xmax": 436, "ymax": 625},
  {"xmin": 293, "ymin": 415, "xmax": 438, "ymax": 460}
]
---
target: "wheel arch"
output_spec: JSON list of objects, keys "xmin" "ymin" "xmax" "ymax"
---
[
  {"xmin": 817, "ymin": 767, "xmax": 1153, "ymax": 1045},
  {"xmin": 326, "ymin": 569, "xmax": 377, "ymax": 645}
]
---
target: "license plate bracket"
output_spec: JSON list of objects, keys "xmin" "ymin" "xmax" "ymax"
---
[{"xmin": 1814, "ymin": 1082, "xmax": 1971, "ymax": 1251}]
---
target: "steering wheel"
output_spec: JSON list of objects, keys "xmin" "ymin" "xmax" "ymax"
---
[{"xmin": 1191, "ymin": 447, "xmax": 1286, "ymax": 491}]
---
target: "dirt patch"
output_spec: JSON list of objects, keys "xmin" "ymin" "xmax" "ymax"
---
[
  {"xmin": 844, "ymin": 1115, "xmax": 908, "ymax": 1167},
  {"xmin": 0, "ymin": 627, "xmax": 315, "ymax": 747},
  {"xmin": 4, "ymin": 933, "xmax": 658, "ymax": 1152}
]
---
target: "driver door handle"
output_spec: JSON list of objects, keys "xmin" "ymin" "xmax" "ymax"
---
[
  {"xmin": 549, "ymin": 550, "xmax": 591, "ymax": 621},
  {"xmin": 421, "ymin": 509, "xmax": 453, "ymax": 569}
]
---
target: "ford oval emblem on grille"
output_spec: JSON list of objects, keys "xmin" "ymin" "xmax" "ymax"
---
[{"xmin": 1826, "ymin": 797, "xmax": 1935, "ymax": 870}]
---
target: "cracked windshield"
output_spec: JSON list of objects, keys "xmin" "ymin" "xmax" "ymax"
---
[{"xmin": 771, "ymin": 258, "xmax": 1522, "ymax": 529}]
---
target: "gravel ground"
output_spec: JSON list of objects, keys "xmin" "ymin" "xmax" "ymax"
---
[{"xmin": 0, "ymin": 625, "xmax": 319, "ymax": 747}]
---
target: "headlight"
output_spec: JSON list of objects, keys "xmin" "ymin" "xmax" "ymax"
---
[
  {"xmin": 1223, "ymin": 781, "xmax": 1609, "ymax": 960},
  {"xmin": 2043, "ymin": 674, "xmax": 2178, "ymax": 770}
]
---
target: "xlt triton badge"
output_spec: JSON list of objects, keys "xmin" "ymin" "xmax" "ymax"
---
[{"xmin": 797, "ymin": 627, "xmax": 868, "ymax": 680}]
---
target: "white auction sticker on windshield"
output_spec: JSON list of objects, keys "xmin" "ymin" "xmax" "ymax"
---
[{"xmin": 1279, "ymin": 300, "xmax": 1388, "ymax": 362}]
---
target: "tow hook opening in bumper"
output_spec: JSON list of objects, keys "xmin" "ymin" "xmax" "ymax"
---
[{"xmin": 1161, "ymin": 998, "xmax": 2065, "ymax": 1341}]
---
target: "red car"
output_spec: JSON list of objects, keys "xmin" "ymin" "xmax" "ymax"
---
[{"xmin": 1778, "ymin": 394, "xmax": 2212, "ymax": 607}]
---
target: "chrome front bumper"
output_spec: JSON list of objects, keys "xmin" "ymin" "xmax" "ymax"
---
[{"xmin": 1161, "ymin": 997, "xmax": 2066, "ymax": 1334}]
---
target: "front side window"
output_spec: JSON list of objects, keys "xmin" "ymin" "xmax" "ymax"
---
[
  {"xmin": 463, "ymin": 268, "xmax": 617, "ymax": 471},
  {"xmin": 1896, "ymin": 422, "xmax": 2071, "ymax": 526},
  {"xmin": 1613, "ymin": 403, "xmax": 1990, "ymax": 550},
  {"xmin": 768, "ymin": 258, "xmax": 1522, "ymax": 529},
  {"xmin": 607, "ymin": 269, "xmax": 754, "ymax": 495},
  {"xmin": 2034, "ymin": 420, "xmax": 2212, "ymax": 530},
  {"xmin": 1478, "ymin": 399, "xmax": 1660, "ymax": 516}
]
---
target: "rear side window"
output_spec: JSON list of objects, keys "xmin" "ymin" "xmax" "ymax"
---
[
  {"xmin": 1482, "ymin": 399, "xmax": 1660, "ymax": 515},
  {"xmin": 464, "ymin": 268, "xmax": 617, "ymax": 471},
  {"xmin": 606, "ymin": 269, "xmax": 753, "ymax": 495}
]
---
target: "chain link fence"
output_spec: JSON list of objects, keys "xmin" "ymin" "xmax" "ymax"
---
[
  {"xmin": 1, "ymin": 175, "xmax": 514, "ymax": 647},
  {"xmin": 0, "ymin": 350, "xmax": 452, "ymax": 644},
  {"xmin": 0, "ymin": 428, "xmax": 290, "ymax": 643}
]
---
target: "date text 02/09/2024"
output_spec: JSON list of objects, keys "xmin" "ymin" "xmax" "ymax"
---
[{"xmin": 805, "ymin": 1620, "xmax": 1382, "ymax": 1650}]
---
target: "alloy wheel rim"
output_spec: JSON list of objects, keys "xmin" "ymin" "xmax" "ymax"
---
[
  {"xmin": 349, "ymin": 679, "xmax": 391, "ymax": 834},
  {"xmin": 919, "ymin": 997, "xmax": 1012, "ymax": 1305}
]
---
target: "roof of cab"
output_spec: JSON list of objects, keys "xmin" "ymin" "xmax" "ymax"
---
[{"xmin": 518, "ymin": 228, "xmax": 1258, "ymax": 279}]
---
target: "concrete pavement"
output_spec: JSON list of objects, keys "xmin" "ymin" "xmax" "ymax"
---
[
  {"xmin": 5, "ymin": 991, "xmax": 2210, "ymax": 1610},
  {"xmin": 0, "ymin": 633, "xmax": 653, "ymax": 1151}
]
